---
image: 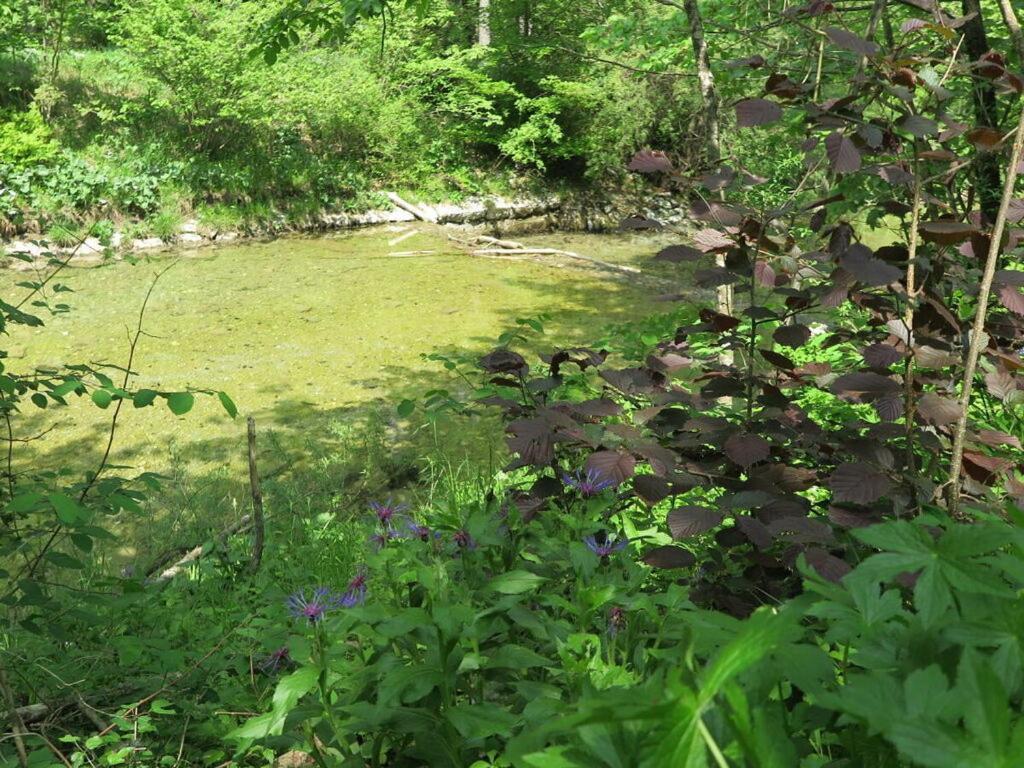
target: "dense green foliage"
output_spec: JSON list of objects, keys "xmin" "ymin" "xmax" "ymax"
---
[
  {"xmin": 4, "ymin": 0, "xmax": 1024, "ymax": 766},
  {"xmin": 0, "ymin": 0, "xmax": 709, "ymax": 237}
]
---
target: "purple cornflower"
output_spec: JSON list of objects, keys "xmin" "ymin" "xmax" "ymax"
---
[
  {"xmin": 453, "ymin": 529, "xmax": 476, "ymax": 551},
  {"xmin": 259, "ymin": 646, "xmax": 293, "ymax": 674},
  {"xmin": 370, "ymin": 499, "xmax": 407, "ymax": 527},
  {"xmin": 584, "ymin": 532, "xmax": 628, "ymax": 558},
  {"xmin": 371, "ymin": 528, "xmax": 401, "ymax": 549},
  {"xmin": 405, "ymin": 520, "xmax": 441, "ymax": 542},
  {"xmin": 338, "ymin": 570, "xmax": 368, "ymax": 607},
  {"xmin": 286, "ymin": 587, "xmax": 339, "ymax": 623},
  {"xmin": 562, "ymin": 468, "xmax": 615, "ymax": 497},
  {"xmin": 607, "ymin": 606, "xmax": 626, "ymax": 637}
]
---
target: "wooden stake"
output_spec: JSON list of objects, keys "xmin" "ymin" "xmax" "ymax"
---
[{"xmin": 247, "ymin": 416, "xmax": 265, "ymax": 573}]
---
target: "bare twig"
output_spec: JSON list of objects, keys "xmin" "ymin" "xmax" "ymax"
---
[{"xmin": 946, "ymin": 106, "xmax": 1024, "ymax": 516}]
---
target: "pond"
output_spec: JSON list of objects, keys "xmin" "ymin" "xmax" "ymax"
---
[{"xmin": 3, "ymin": 225, "xmax": 685, "ymax": 552}]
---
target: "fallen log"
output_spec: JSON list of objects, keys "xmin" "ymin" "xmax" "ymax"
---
[{"xmin": 386, "ymin": 193, "xmax": 437, "ymax": 223}]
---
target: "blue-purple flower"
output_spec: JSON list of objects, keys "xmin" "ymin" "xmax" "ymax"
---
[
  {"xmin": 584, "ymin": 532, "xmax": 628, "ymax": 558},
  {"xmin": 371, "ymin": 528, "xmax": 402, "ymax": 549},
  {"xmin": 405, "ymin": 520, "xmax": 441, "ymax": 542},
  {"xmin": 453, "ymin": 529, "xmax": 476, "ymax": 551},
  {"xmin": 287, "ymin": 587, "xmax": 339, "ymax": 623},
  {"xmin": 339, "ymin": 570, "xmax": 368, "ymax": 607},
  {"xmin": 562, "ymin": 468, "xmax": 615, "ymax": 497},
  {"xmin": 607, "ymin": 606, "xmax": 625, "ymax": 637},
  {"xmin": 259, "ymin": 646, "xmax": 293, "ymax": 674},
  {"xmin": 370, "ymin": 498, "xmax": 407, "ymax": 526}
]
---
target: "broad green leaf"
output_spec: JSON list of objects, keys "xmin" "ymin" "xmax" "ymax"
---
[
  {"xmin": 486, "ymin": 644, "xmax": 552, "ymax": 669},
  {"xmin": 133, "ymin": 389, "xmax": 158, "ymax": 408},
  {"xmin": 397, "ymin": 398, "xmax": 415, "ymax": 417},
  {"xmin": 445, "ymin": 702, "xmax": 518, "ymax": 740},
  {"xmin": 48, "ymin": 493, "xmax": 87, "ymax": 525},
  {"xmin": 165, "ymin": 392, "xmax": 195, "ymax": 416},
  {"xmin": 488, "ymin": 570, "xmax": 546, "ymax": 594},
  {"xmin": 45, "ymin": 551, "xmax": 84, "ymax": 569},
  {"xmin": 91, "ymin": 389, "xmax": 113, "ymax": 408}
]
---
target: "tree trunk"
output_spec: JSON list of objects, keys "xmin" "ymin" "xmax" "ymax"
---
[
  {"xmin": 961, "ymin": 0, "xmax": 1002, "ymax": 221},
  {"xmin": 996, "ymin": 0, "xmax": 1024, "ymax": 64},
  {"xmin": 684, "ymin": 0, "xmax": 720, "ymax": 163},
  {"xmin": 478, "ymin": 0, "xmax": 491, "ymax": 45}
]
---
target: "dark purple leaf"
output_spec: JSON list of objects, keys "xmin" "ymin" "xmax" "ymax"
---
[
  {"xmin": 825, "ymin": 131, "xmax": 861, "ymax": 174},
  {"xmin": 828, "ymin": 462, "xmax": 891, "ymax": 504},
  {"xmin": 760, "ymin": 348, "xmax": 796, "ymax": 370},
  {"xmin": 634, "ymin": 475, "xmax": 672, "ymax": 504},
  {"xmin": 754, "ymin": 261, "xmax": 776, "ymax": 287},
  {"xmin": 600, "ymin": 368, "xmax": 664, "ymax": 395},
  {"xmin": 825, "ymin": 26, "xmax": 879, "ymax": 57},
  {"xmin": 642, "ymin": 545, "xmax": 696, "ymax": 569},
  {"xmin": 917, "ymin": 392, "xmax": 960, "ymax": 426},
  {"xmin": 628, "ymin": 150, "xmax": 674, "ymax": 174},
  {"xmin": 840, "ymin": 243, "xmax": 901, "ymax": 286},
  {"xmin": 735, "ymin": 98, "xmax": 783, "ymax": 128},
  {"xmin": 736, "ymin": 516, "xmax": 773, "ymax": 549},
  {"xmin": 998, "ymin": 285, "xmax": 1024, "ymax": 315},
  {"xmin": 898, "ymin": 114, "xmax": 938, "ymax": 138},
  {"xmin": 667, "ymin": 506, "xmax": 724, "ymax": 539},
  {"xmin": 919, "ymin": 220, "xmax": 977, "ymax": 244},
  {"xmin": 862, "ymin": 343, "xmax": 903, "ymax": 368},
  {"xmin": 773, "ymin": 324, "xmax": 811, "ymax": 348},
  {"xmin": 585, "ymin": 451, "xmax": 636, "ymax": 486},
  {"xmin": 723, "ymin": 433, "xmax": 771, "ymax": 468},
  {"xmin": 766, "ymin": 516, "xmax": 834, "ymax": 544},
  {"xmin": 655, "ymin": 245, "xmax": 703, "ymax": 262},
  {"xmin": 480, "ymin": 349, "xmax": 528, "ymax": 374},
  {"xmin": 694, "ymin": 228, "xmax": 734, "ymax": 252},
  {"xmin": 804, "ymin": 548, "xmax": 852, "ymax": 583}
]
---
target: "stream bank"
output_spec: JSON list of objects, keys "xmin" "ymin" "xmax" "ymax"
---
[{"xmin": 1, "ymin": 189, "xmax": 692, "ymax": 269}]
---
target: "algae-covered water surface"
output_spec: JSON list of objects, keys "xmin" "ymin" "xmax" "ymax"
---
[{"xmin": 3, "ymin": 226, "xmax": 682, "ymax": 548}]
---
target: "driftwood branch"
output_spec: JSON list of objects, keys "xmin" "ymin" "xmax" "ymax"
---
[
  {"xmin": 468, "ymin": 233, "xmax": 642, "ymax": 276},
  {"xmin": 148, "ymin": 515, "xmax": 253, "ymax": 584},
  {"xmin": 946, "ymin": 110, "xmax": 1024, "ymax": 516},
  {"xmin": 386, "ymin": 192, "xmax": 437, "ymax": 223},
  {"xmin": 246, "ymin": 417, "xmax": 265, "ymax": 574}
]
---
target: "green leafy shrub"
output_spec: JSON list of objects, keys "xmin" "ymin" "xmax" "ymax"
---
[{"xmin": 0, "ymin": 103, "xmax": 58, "ymax": 168}]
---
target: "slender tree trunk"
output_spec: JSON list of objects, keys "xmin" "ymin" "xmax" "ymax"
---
[
  {"xmin": 946, "ymin": 105, "xmax": 1024, "ymax": 516},
  {"xmin": 682, "ymin": 0, "xmax": 732, "ymax": 319},
  {"xmin": 996, "ymin": 0, "xmax": 1024, "ymax": 63},
  {"xmin": 478, "ymin": 0, "xmax": 491, "ymax": 45},
  {"xmin": 684, "ymin": 0, "xmax": 720, "ymax": 163},
  {"xmin": 961, "ymin": 0, "xmax": 1003, "ymax": 220}
]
